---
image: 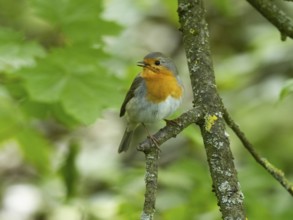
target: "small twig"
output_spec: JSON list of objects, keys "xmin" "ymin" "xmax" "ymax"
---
[
  {"xmin": 138, "ymin": 108, "xmax": 202, "ymax": 219},
  {"xmin": 247, "ymin": 0, "xmax": 293, "ymax": 40},
  {"xmin": 223, "ymin": 107, "xmax": 293, "ymax": 196}
]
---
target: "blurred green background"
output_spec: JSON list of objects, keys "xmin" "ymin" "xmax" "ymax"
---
[{"xmin": 0, "ymin": 0, "xmax": 293, "ymax": 219}]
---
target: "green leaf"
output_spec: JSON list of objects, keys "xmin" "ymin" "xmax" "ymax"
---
[
  {"xmin": 0, "ymin": 93, "xmax": 52, "ymax": 173},
  {"xmin": 20, "ymin": 46, "xmax": 123, "ymax": 124},
  {"xmin": 61, "ymin": 71, "xmax": 122, "ymax": 124},
  {"xmin": 0, "ymin": 94, "xmax": 24, "ymax": 142},
  {"xmin": 0, "ymin": 27, "xmax": 46, "ymax": 72},
  {"xmin": 279, "ymin": 79, "xmax": 293, "ymax": 101},
  {"xmin": 16, "ymin": 129, "xmax": 52, "ymax": 174},
  {"xmin": 31, "ymin": 0, "xmax": 121, "ymax": 44}
]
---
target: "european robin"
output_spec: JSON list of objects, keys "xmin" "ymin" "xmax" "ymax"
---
[{"xmin": 118, "ymin": 52, "xmax": 183, "ymax": 153}]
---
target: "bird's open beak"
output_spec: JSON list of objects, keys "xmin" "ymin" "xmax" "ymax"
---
[{"xmin": 137, "ymin": 61, "xmax": 146, "ymax": 67}]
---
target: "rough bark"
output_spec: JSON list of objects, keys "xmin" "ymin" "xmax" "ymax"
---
[{"xmin": 177, "ymin": 0, "xmax": 246, "ymax": 219}]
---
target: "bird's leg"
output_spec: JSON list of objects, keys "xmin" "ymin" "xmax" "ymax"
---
[{"xmin": 141, "ymin": 123, "xmax": 160, "ymax": 151}]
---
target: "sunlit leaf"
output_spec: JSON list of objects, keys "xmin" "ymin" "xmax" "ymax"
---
[
  {"xmin": 31, "ymin": 0, "xmax": 121, "ymax": 44},
  {"xmin": 0, "ymin": 27, "xmax": 46, "ymax": 72},
  {"xmin": 20, "ymin": 46, "xmax": 123, "ymax": 124}
]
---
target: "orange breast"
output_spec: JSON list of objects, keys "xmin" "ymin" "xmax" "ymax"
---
[{"xmin": 142, "ymin": 69, "xmax": 183, "ymax": 103}]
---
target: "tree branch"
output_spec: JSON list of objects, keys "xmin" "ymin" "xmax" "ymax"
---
[
  {"xmin": 247, "ymin": 0, "xmax": 293, "ymax": 40},
  {"xmin": 223, "ymin": 108, "xmax": 293, "ymax": 196},
  {"xmin": 138, "ymin": 108, "xmax": 202, "ymax": 219},
  {"xmin": 137, "ymin": 1, "xmax": 293, "ymax": 219},
  {"xmin": 138, "ymin": 108, "xmax": 202, "ymax": 152},
  {"xmin": 178, "ymin": 0, "xmax": 246, "ymax": 219},
  {"xmin": 140, "ymin": 147, "xmax": 159, "ymax": 220}
]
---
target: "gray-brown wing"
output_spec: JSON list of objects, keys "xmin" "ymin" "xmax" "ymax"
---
[{"xmin": 120, "ymin": 75, "xmax": 143, "ymax": 117}]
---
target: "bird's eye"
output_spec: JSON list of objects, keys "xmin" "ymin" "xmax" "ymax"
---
[{"xmin": 154, "ymin": 60, "xmax": 160, "ymax": 65}]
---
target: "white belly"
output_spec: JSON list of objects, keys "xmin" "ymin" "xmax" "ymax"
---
[{"xmin": 125, "ymin": 95, "xmax": 182, "ymax": 124}]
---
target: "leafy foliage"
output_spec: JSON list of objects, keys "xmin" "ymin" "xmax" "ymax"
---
[
  {"xmin": 0, "ymin": 0, "xmax": 123, "ymax": 128},
  {"xmin": 0, "ymin": 0, "xmax": 123, "ymax": 212},
  {"xmin": 20, "ymin": 46, "xmax": 122, "ymax": 124}
]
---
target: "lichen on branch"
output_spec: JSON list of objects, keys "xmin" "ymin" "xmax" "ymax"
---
[{"xmin": 178, "ymin": 0, "xmax": 246, "ymax": 218}]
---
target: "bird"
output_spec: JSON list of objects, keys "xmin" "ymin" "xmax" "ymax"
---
[{"xmin": 118, "ymin": 52, "xmax": 183, "ymax": 153}]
